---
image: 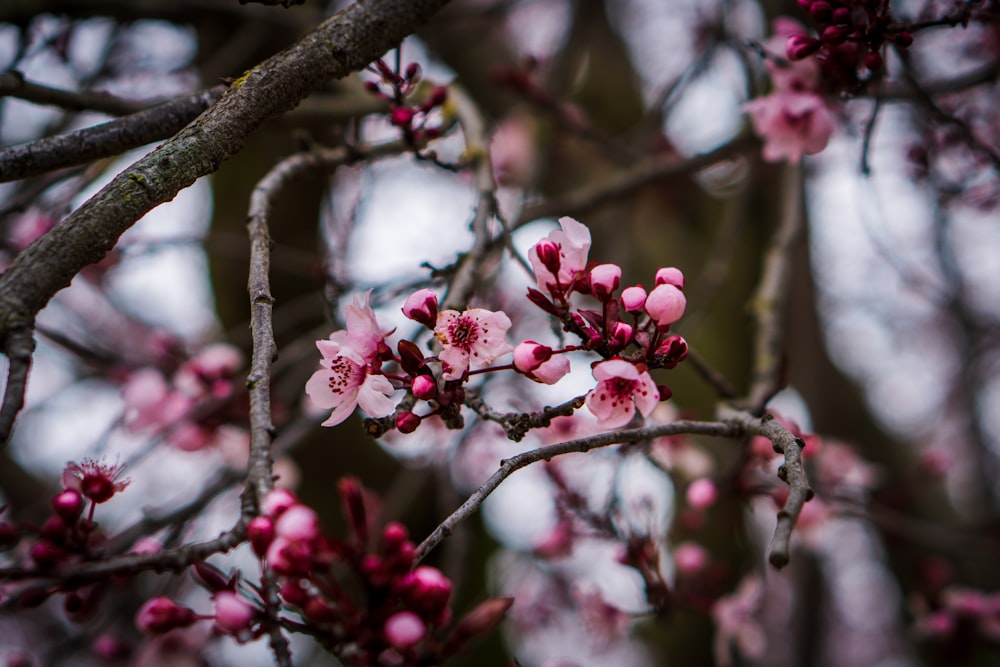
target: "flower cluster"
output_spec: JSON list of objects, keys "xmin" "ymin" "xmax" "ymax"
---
[
  {"xmin": 744, "ymin": 18, "xmax": 838, "ymax": 163},
  {"xmin": 786, "ymin": 0, "xmax": 913, "ymax": 90},
  {"xmin": 122, "ymin": 343, "xmax": 245, "ymax": 451},
  {"xmin": 240, "ymin": 480, "xmax": 510, "ymax": 665},
  {"xmin": 305, "ymin": 217, "xmax": 689, "ymax": 434},
  {"xmin": 365, "ymin": 58, "xmax": 449, "ymax": 147}
]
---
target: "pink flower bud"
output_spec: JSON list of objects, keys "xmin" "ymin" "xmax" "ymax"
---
[
  {"xmin": 654, "ymin": 267, "xmax": 685, "ymax": 289},
  {"xmin": 821, "ymin": 25, "xmax": 847, "ymax": 44},
  {"xmin": 384, "ymin": 611, "xmax": 426, "ymax": 649},
  {"xmin": 402, "ymin": 289, "xmax": 439, "ymax": 328},
  {"xmin": 274, "ymin": 504, "xmax": 320, "ymax": 542},
  {"xmin": 673, "ymin": 542, "xmax": 709, "ymax": 575},
  {"xmin": 786, "ymin": 34, "xmax": 821, "ymax": 60},
  {"xmin": 864, "ymin": 51, "xmax": 883, "ymax": 71},
  {"xmin": 644, "ymin": 284, "xmax": 686, "ymax": 328},
  {"xmin": 534, "ymin": 239, "xmax": 561, "ymax": 275},
  {"xmin": 402, "ymin": 566, "xmax": 453, "ymax": 615},
  {"xmin": 261, "ymin": 489, "xmax": 298, "ymax": 517},
  {"xmin": 213, "ymin": 591, "xmax": 256, "ymax": 634},
  {"xmin": 609, "ymin": 321, "xmax": 634, "ymax": 348},
  {"xmin": 390, "ymin": 106, "xmax": 416, "ymax": 128},
  {"xmin": 589, "ymin": 263, "xmax": 621, "ymax": 301},
  {"xmin": 809, "ymin": 1, "xmax": 832, "ymax": 21},
  {"xmin": 832, "ymin": 7, "xmax": 850, "ymax": 24},
  {"xmin": 513, "ymin": 341, "xmax": 552, "ymax": 374},
  {"xmin": 411, "ymin": 374, "xmax": 437, "ymax": 400},
  {"xmin": 620, "ymin": 285, "xmax": 647, "ymax": 312},
  {"xmin": 135, "ymin": 597, "xmax": 197, "ymax": 634},
  {"xmin": 247, "ymin": 516, "xmax": 275, "ymax": 557},
  {"xmin": 686, "ymin": 478, "xmax": 717, "ymax": 509},
  {"xmin": 894, "ymin": 31, "xmax": 913, "ymax": 47},
  {"xmin": 382, "ymin": 522, "xmax": 409, "ymax": 551},
  {"xmin": 396, "ymin": 411, "xmax": 422, "ymax": 434},
  {"xmin": 52, "ymin": 489, "xmax": 83, "ymax": 522}
]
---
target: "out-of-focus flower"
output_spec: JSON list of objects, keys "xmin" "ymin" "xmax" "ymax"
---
[
  {"xmin": 135, "ymin": 597, "xmax": 197, "ymax": 635},
  {"xmin": 434, "ymin": 308, "xmax": 513, "ymax": 380},
  {"xmin": 585, "ymin": 359, "xmax": 659, "ymax": 428},
  {"xmin": 212, "ymin": 592, "xmax": 255, "ymax": 634},
  {"xmin": 384, "ymin": 611, "xmax": 426, "ymax": 649},
  {"xmin": 62, "ymin": 457, "xmax": 130, "ymax": 504},
  {"xmin": 744, "ymin": 91, "xmax": 836, "ymax": 163},
  {"xmin": 711, "ymin": 575, "xmax": 766, "ymax": 667}
]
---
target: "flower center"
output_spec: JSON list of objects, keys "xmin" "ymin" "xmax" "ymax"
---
[
  {"xmin": 447, "ymin": 317, "xmax": 480, "ymax": 349},
  {"xmin": 326, "ymin": 356, "xmax": 363, "ymax": 395}
]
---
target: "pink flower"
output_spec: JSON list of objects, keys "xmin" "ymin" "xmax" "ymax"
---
[
  {"xmin": 513, "ymin": 341, "xmax": 571, "ymax": 384},
  {"xmin": 340, "ymin": 292, "xmax": 394, "ymax": 361},
  {"xmin": 711, "ymin": 575, "xmax": 766, "ymax": 667},
  {"xmin": 527, "ymin": 216, "xmax": 592, "ymax": 294},
  {"xmin": 305, "ymin": 343, "xmax": 395, "ymax": 426},
  {"xmin": 744, "ymin": 91, "xmax": 836, "ymax": 163},
  {"xmin": 213, "ymin": 592, "xmax": 255, "ymax": 634},
  {"xmin": 121, "ymin": 369, "xmax": 192, "ymax": 433},
  {"xmin": 644, "ymin": 283, "xmax": 687, "ymax": 329},
  {"xmin": 673, "ymin": 542, "xmax": 709, "ymax": 575},
  {"xmin": 384, "ymin": 611, "xmax": 426, "ymax": 649},
  {"xmin": 434, "ymin": 308, "xmax": 513, "ymax": 380},
  {"xmin": 491, "ymin": 113, "xmax": 538, "ymax": 187},
  {"xmin": 585, "ymin": 359, "xmax": 659, "ymax": 428},
  {"xmin": 274, "ymin": 504, "xmax": 320, "ymax": 542},
  {"xmin": 173, "ymin": 343, "xmax": 243, "ymax": 399},
  {"xmin": 63, "ymin": 457, "xmax": 130, "ymax": 504},
  {"xmin": 686, "ymin": 478, "xmax": 718, "ymax": 509}
]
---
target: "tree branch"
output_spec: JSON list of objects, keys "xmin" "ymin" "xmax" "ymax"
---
[{"xmin": 0, "ymin": 70, "xmax": 150, "ymax": 116}]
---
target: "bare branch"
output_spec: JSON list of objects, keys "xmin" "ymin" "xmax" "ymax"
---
[{"xmin": 0, "ymin": 70, "xmax": 150, "ymax": 116}]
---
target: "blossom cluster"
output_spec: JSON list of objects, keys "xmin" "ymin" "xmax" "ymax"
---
[
  {"xmin": 305, "ymin": 217, "xmax": 689, "ymax": 433},
  {"xmin": 138, "ymin": 480, "xmax": 512, "ymax": 665},
  {"xmin": 364, "ymin": 58, "xmax": 449, "ymax": 147}
]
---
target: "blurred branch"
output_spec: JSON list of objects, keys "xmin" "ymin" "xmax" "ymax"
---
[
  {"xmin": 0, "ymin": 71, "xmax": 150, "ymax": 116},
  {"xmin": 464, "ymin": 390, "xmax": 586, "ymax": 442},
  {"xmin": 0, "ymin": 85, "xmax": 226, "ymax": 183},
  {"xmin": 515, "ymin": 134, "xmax": 753, "ymax": 226},
  {"xmin": 745, "ymin": 164, "xmax": 803, "ymax": 412}
]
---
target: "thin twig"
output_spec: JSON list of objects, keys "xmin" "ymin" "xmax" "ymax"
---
[{"xmin": 0, "ymin": 71, "xmax": 151, "ymax": 116}]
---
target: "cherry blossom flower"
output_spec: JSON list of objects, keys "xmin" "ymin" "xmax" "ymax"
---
[
  {"xmin": 585, "ymin": 359, "xmax": 659, "ymax": 428},
  {"xmin": 744, "ymin": 90, "xmax": 836, "ymax": 163},
  {"xmin": 434, "ymin": 308, "xmax": 513, "ymax": 380},
  {"xmin": 339, "ymin": 292, "xmax": 394, "ymax": 361},
  {"xmin": 305, "ymin": 343, "xmax": 395, "ymax": 427},
  {"xmin": 62, "ymin": 457, "xmax": 130, "ymax": 504},
  {"xmin": 527, "ymin": 216, "xmax": 592, "ymax": 294}
]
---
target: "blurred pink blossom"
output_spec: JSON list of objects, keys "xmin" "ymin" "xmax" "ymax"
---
[{"xmin": 744, "ymin": 91, "xmax": 836, "ymax": 163}]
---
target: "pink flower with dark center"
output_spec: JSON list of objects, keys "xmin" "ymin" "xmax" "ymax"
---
[
  {"xmin": 63, "ymin": 457, "xmax": 130, "ymax": 504},
  {"xmin": 306, "ymin": 342, "xmax": 395, "ymax": 427},
  {"xmin": 585, "ymin": 359, "xmax": 659, "ymax": 428},
  {"xmin": 744, "ymin": 91, "xmax": 836, "ymax": 163},
  {"xmin": 527, "ymin": 216, "xmax": 592, "ymax": 294},
  {"xmin": 434, "ymin": 308, "xmax": 513, "ymax": 380}
]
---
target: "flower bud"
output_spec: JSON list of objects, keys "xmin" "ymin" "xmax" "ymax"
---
[
  {"xmin": 444, "ymin": 597, "xmax": 514, "ymax": 655},
  {"xmin": 673, "ymin": 542, "xmax": 709, "ymax": 575},
  {"xmin": 589, "ymin": 263, "xmax": 621, "ymax": 301},
  {"xmin": 832, "ymin": 7, "xmax": 851, "ymax": 24},
  {"xmin": 512, "ymin": 341, "xmax": 552, "ymax": 374},
  {"xmin": 396, "ymin": 411, "xmax": 422, "ymax": 434},
  {"xmin": 261, "ymin": 488, "xmax": 297, "ymax": 517},
  {"xmin": 390, "ymin": 106, "xmax": 416, "ymax": 128},
  {"xmin": 411, "ymin": 374, "xmax": 437, "ymax": 400},
  {"xmin": 402, "ymin": 289, "xmax": 438, "ymax": 328},
  {"xmin": 274, "ymin": 504, "xmax": 320, "ymax": 542},
  {"xmin": 864, "ymin": 51, "xmax": 883, "ymax": 71},
  {"xmin": 686, "ymin": 478, "xmax": 717, "ymax": 509},
  {"xmin": 620, "ymin": 285, "xmax": 647, "ymax": 312},
  {"xmin": 384, "ymin": 611, "xmax": 426, "ymax": 649},
  {"xmin": 52, "ymin": 489, "xmax": 83, "ymax": 522},
  {"xmin": 247, "ymin": 516, "xmax": 274, "ymax": 557},
  {"xmin": 135, "ymin": 597, "xmax": 197, "ymax": 634},
  {"xmin": 654, "ymin": 267, "xmax": 685, "ymax": 289},
  {"xmin": 534, "ymin": 239, "xmax": 561, "ymax": 275},
  {"xmin": 786, "ymin": 35, "xmax": 821, "ymax": 60},
  {"xmin": 645, "ymin": 284, "xmax": 686, "ymax": 329},
  {"xmin": 213, "ymin": 591, "xmax": 256, "ymax": 634}
]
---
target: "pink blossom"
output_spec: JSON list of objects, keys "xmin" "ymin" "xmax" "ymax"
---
[
  {"xmin": 711, "ymin": 575, "xmax": 766, "ymax": 667},
  {"xmin": 527, "ymin": 216, "xmax": 592, "ymax": 294},
  {"xmin": 644, "ymin": 283, "xmax": 687, "ymax": 329},
  {"xmin": 513, "ymin": 341, "xmax": 571, "ymax": 384},
  {"xmin": 166, "ymin": 421, "xmax": 216, "ymax": 452},
  {"xmin": 173, "ymin": 343, "xmax": 242, "ymax": 399},
  {"xmin": 340, "ymin": 292, "xmax": 394, "ymax": 361},
  {"xmin": 654, "ymin": 267, "xmax": 685, "ymax": 289},
  {"xmin": 766, "ymin": 19, "xmax": 821, "ymax": 92},
  {"xmin": 305, "ymin": 342, "xmax": 395, "ymax": 427},
  {"xmin": 491, "ymin": 113, "xmax": 538, "ymax": 187},
  {"xmin": 585, "ymin": 359, "xmax": 659, "ymax": 428},
  {"xmin": 744, "ymin": 91, "xmax": 836, "ymax": 163},
  {"xmin": 63, "ymin": 457, "xmax": 130, "ymax": 504},
  {"xmin": 121, "ymin": 369, "xmax": 192, "ymax": 433},
  {"xmin": 384, "ymin": 611, "xmax": 426, "ymax": 649},
  {"xmin": 274, "ymin": 504, "xmax": 320, "ymax": 542},
  {"xmin": 434, "ymin": 308, "xmax": 513, "ymax": 380},
  {"xmin": 261, "ymin": 488, "xmax": 297, "ymax": 517},
  {"xmin": 673, "ymin": 542, "xmax": 709, "ymax": 575},
  {"xmin": 212, "ymin": 592, "xmax": 255, "ymax": 634}
]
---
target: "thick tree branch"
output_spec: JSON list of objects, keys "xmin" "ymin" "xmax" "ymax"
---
[
  {"xmin": 0, "ymin": 85, "xmax": 225, "ymax": 183},
  {"xmin": 0, "ymin": 0, "xmax": 450, "ymax": 443}
]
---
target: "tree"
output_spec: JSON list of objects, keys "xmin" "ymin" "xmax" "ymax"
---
[{"xmin": 0, "ymin": 0, "xmax": 998, "ymax": 665}]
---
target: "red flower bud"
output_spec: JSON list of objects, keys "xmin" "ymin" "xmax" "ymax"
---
[{"xmin": 396, "ymin": 411, "xmax": 422, "ymax": 434}]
